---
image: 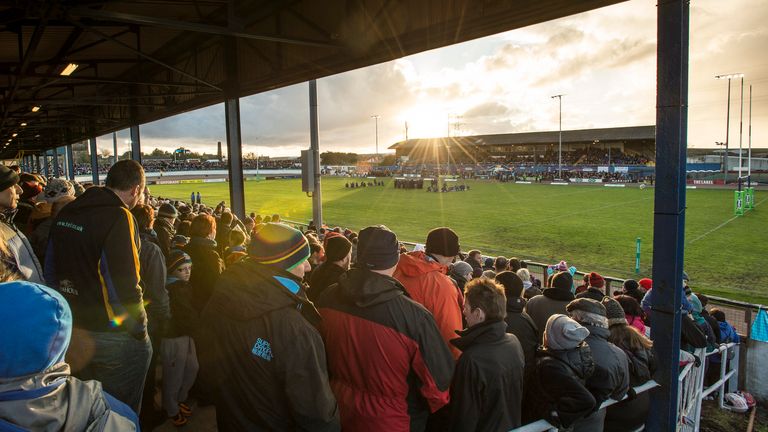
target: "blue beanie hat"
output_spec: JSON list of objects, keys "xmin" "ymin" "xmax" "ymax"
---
[{"xmin": 0, "ymin": 281, "xmax": 72, "ymax": 378}]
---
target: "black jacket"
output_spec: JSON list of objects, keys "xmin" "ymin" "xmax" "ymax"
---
[
  {"xmin": 504, "ymin": 297, "xmax": 539, "ymax": 380},
  {"xmin": 582, "ymin": 324, "xmax": 631, "ymax": 405},
  {"xmin": 165, "ymin": 278, "xmax": 198, "ymax": 338},
  {"xmin": 184, "ymin": 236, "xmax": 224, "ymax": 313},
  {"xmin": 308, "ymin": 261, "xmax": 346, "ymax": 303},
  {"xmin": 605, "ymin": 345, "xmax": 656, "ymax": 431},
  {"xmin": 524, "ymin": 344, "xmax": 596, "ymax": 428},
  {"xmin": 44, "ymin": 187, "xmax": 146, "ymax": 337},
  {"xmin": 575, "ymin": 287, "xmax": 605, "ymax": 302},
  {"xmin": 138, "ymin": 229, "xmax": 169, "ymax": 337},
  {"xmin": 449, "ymin": 320, "xmax": 525, "ymax": 431},
  {"xmin": 154, "ymin": 216, "xmax": 175, "ymax": 258},
  {"xmin": 203, "ymin": 259, "xmax": 340, "ymax": 432}
]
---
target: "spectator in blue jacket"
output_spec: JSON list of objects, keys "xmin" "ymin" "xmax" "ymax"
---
[{"xmin": 0, "ymin": 281, "xmax": 139, "ymax": 431}]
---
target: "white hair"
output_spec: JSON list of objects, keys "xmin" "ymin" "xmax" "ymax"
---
[{"xmin": 569, "ymin": 309, "xmax": 608, "ymax": 329}]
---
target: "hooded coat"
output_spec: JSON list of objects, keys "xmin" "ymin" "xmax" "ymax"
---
[
  {"xmin": 0, "ymin": 281, "xmax": 138, "ymax": 432},
  {"xmin": 394, "ymin": 251, "xmax": 464, "ymax": 358},
  {"xmin": 44, "ymin": 187, "xmax": 146, "ymax": 338},
  {"xmin": 525, "ymin": 286, "xmax": 575, "ymax": 341},
  {"xmin": 448, "ymin": 320, "xmax": 525, "ymax": 431},
  {"xmin": 202, "ymin": 258, "xmax": 340, "ymax": 431},
  {"xmin": 524, "ymin": 344, "xmax": 596, "ymax": 429},
  {"xmin": 154, "ymin": 216, "xmax": 175, "ymax": 258},
  {"xmin": 316, "ymin": 268, "xmax": 454, "ymax": 432},
  {"xmin": 604, "ymin": 343, "xmax": 656, "ymax": 432}
]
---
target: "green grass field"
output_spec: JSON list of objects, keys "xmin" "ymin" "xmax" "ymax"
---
[{"xmin": 151, "ymin": 178, "xmax": 768, "ymax": 305}]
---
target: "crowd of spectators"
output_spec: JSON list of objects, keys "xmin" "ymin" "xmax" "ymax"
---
[{"xmin": 0, "ymin": 161, "xmax": 736, "ymax": 431}]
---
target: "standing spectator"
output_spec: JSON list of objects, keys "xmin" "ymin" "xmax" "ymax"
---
[
  {"xmin": 524, "ymin": 314, "xmax": 596, "ymax": 429},
  {"xmin": 496, "ymin": 271, "xmax": 539, "ymax": 382},
  {"xmin": 215, "ymin": 211, "xmax": 233, "ymax": 255},
  {"xmin": 309, "ymin": 234, "xmax": 352, "ymax": 302},
  {"xmin": 615, "ymin": 295, "xmax": 647, "ymax": 335},
  {"xmin": 566, "ymin": 298, "xmax": 630, "ymax": 432},
  {"xmin": 449, "ymin": 278, "xmax": 525, "ymax": 431},
  {"xmin": 576, "ymin": 272, "xmax": 606, "ymax": 301},
  {"xmin": 517, "ymin": 268, "xmax": 542, "ymax": 299},
  {"xmin": 162, "ymin": 250, "xmax": 199, "ymax": 427},
  {"xmin": 196, "ymin": 191, "xmax": 201, "ymax": 205},
  {"xmin": 602, "ymin": 297, "xmax": 656, "ymax": 432},
  {"xmin": 449, "ymin": 260, "xmax": 473, "ymax": 292},
  {"xmin": 204, "ymin": 223, "xmax": 339, "ymax": 431},
  {"xmin": 131, "ymin": 203, "xmax": 169, "ymax": 428},
  {"xmin": 464, "ymin": 249, "xmax": 483, "ymax": 278},
  {"xmin": 316, "ymin": 225, "xmax": 453, "ymax": 431},
  {"xmin": 30, "ymin": 195, "xmax": 75, "ymax": 263},
  {"xmin": 494, "ymin": 256, "xmax": 508, "ymax": 273},
  {"xmin": 155, "ymin": 203, "xmax": 178, "ymax": 258},
  {"xmin": 394, "ymin": 227, "xmax": 464, "ymax": 358},
  {"xmin": 0, "ymin": 281, "xmax": 140, "ymax": 431},
  {"xmin": 525, "ymin": 271, "xmax": 575, "ymax": 340},
  {"xmin": 184, "ymin": 214, "xmax": 224, "ymax": 313},
  {"xmin": 45, "ymin": 160, "xmax": 150, "ymax": 413},
  {"xmin": 0, "ymin": 165, "xmax": 44, "ymax": 283},
  {"xmin": 190, "ymin": 191, "xmax": 195, "ymax": 205}
]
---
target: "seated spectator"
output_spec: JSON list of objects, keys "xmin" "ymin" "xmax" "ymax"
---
[
  {"xmin": 204, "ymin": 223, "xmax": 339, "ymax": 430},
  {"xmin": 566, "ymin": 298, "xmax": 630, "ymax": 432},
  {"xmin": 619, "ymin": 279, "xmax": 645, "ymax": 305},
  {"xmin": 449, "ymin": 278, "xmax": 525, "ymax": 430},
  {"xmin": 602, "ymin": 297, "xmax": 656, "ymax": 432},
  {"xmin": 316, "ymin": 226, "xmax": 453, "ymax": 431},
  {"xmin": 688, "ymin": 294, "xmax": 717, "ymax": 349},
  {"xmin": 710, "ymin": 308, "xmax": 740, "ymax": 344},
  {"xmin": 576, "ymin": 272, "xmax": 606, "ymax": 301},
  {"xmin": 162, "ymin": 250, "xmax": 199, "ymax": 427},
  {"xmin": 496, "ymin": 271, "xmax": 539, "ymax": 384},
  {"xmin": 524, "ymin": 314, "xmax": 596, "ymax": 429},
  {"xmin": 517, "ymin": 268, "xmax": 542, "ymax": 299},
  {"xmin": 309, "ymin": 234, "xmax": 352, "ymax": 302},
  {"xmin": 696, "ymin": 294, "xmax": 722, "ymax": 345},
  {"xmin": 525, "ymin": 271, "xmax": 575, "ymax": 341},
  {"xmin": 615, "ymin": 295, "xmax": 646, "ymax": 335},
  {"xmin": 0, "ymin": 281, "xmax": 139, "ymax": 431}
]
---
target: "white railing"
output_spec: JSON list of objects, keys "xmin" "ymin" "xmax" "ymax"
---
[
  {"xmin": 692, "ymin": 342, "xmax": 739, "ymax": 432},
  {"xmin": 510, "ymin": 380, "xmax": 660, "ymax": 432},
  {"xmin": 678, "ymin": 348, "xmax": 705, "ymax": 432}
]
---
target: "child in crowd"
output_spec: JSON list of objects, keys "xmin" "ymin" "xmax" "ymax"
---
[
  {"xmin": 224, "ymin": 228, "xmax": 248, "ymax": 266},
  {"xmin": 710, "ymin": 308, "xmax": 740, "ymax": 344},
  {"xmin": 162, "ymin": 250, "xmax": 199, "ymax": 427}
]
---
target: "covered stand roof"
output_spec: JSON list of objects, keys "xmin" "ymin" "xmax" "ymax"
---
[{"xmin": 0, "ymin": 0, "xmax": 624, "ymax": 159}]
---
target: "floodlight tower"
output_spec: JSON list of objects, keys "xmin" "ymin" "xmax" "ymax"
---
[
  {"xmin": 551, "ymin": 94, "xmax": 564, "ymax": 178},
  {"xmin": 715, "ymin": 73, "xmax": 743, "ymax": 183}
]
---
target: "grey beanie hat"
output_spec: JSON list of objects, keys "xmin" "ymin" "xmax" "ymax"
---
[
  {"xmin": 545, "ymin": 314, "xmax": 590, "ymax": 350},
  {"xmin": 451, "ymin": 261, "xmax": 473, "ymax": 278},
  {"xmin": 602, "ymin": 297, "xmax": 627, "ymax": 327}
]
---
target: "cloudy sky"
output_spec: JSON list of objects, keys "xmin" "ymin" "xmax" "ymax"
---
[{"xmin": 99, "ymin": 0, "xmax": 767, "ymax": 157}]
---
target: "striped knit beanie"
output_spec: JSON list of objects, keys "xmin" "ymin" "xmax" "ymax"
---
[
  {"xmin": 248, "ymin": 223, "xmax": 310, "ymax": 271},
  {"xmin": 167, "ymin": 249, "xmax": 192, "ymax": 273}
]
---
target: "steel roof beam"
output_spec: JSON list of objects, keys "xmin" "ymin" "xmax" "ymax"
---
[{"xmin": 67, "ymin": 7, "xmax": 342, "ymax": 49}]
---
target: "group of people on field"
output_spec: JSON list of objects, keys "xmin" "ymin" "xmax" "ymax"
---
[{"xmin": 0, "ymin": 161, "xmax": 741, "ymax": 432}]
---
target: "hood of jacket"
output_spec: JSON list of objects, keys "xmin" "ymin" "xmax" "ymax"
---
[
  {"xmin": 539, "ymin": 342, "xmax": 595, "ymax": 380},
  {"xmin": 59, "ymin": 186, "xmax": 125, "ymax": 214},
  {"xmin": 205, "ymin": 258, "xmax": 318, "ymax": 325},
  {"xmin": 450, "ymin": 320, "xmax": 508, "ymax": 352},
  {"xmin": 0, "ymin": 363, "xmax": 130, "ymax": 432},
  {"xmin": 582, "ymin": 323, "xmax": 611, "ymax": 341},
  {"xmin": 334, "ymin": 267, "xmax": 407, "ymax": 308},
  {"xmin": 506, "ymin": 296, "xmax": 526, "ymax": 314},
  {"xmin": 396, "ymin": 251, "xmax": 447, "ymax": 278}
]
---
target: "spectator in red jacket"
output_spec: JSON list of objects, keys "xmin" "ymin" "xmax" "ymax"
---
[
  {"xmin": 316, "ymin": 225, "xmax": 454, "ymax": 432},
  {"xmin": 394, "ymin": 227, "xmax": 464, "ymax": 358}
]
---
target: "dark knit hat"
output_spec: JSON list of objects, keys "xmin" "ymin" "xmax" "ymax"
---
[
  {"xmin": 496, "ymin": 271, "xmax": 524, "ymax": 298},
  {"xmin": 602, "ymin": 297, "xmax": 627, "ymax": 327},
  {"xmin": 325, "ymin": 235, "xmax": 352, "ymax": 262},
  {"xmin": 566, "ymin": 298, "xmax": 607, "ymax": 317},
  {"xmin": 551, "ymin": 271, "xmax": 574, "ymax": 292},
  {"xmin": 587, "ymin": 272, "xmax": 605, "ymax": 288},
  {"xmin": 357, "ymin": 225, "xmax": 400, "ymax": 270},
  {"xmin": 171, "ymin": 235, "xmax": 190, "ymax": 248},
  {"xmin": 249, "ymin": 223, "xmax": 310, "ymax": 271},
  {"xmin": 623, "ymin": 279, "xmax": 639, "ymax": 292},
  {"xmin": 0, "ymin": 165, "xmax": 19, "ymax": 192},
  {"xmin": 425, "ymin": 227, "xmax": 460, "ymax": 257},
  {"xmin": 158, "ymin": 203, "xmax": 178, "ymax": 219},
  {"xmin": 167, "ymin": 249, "xmax": 192, "ymax": 273}
]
